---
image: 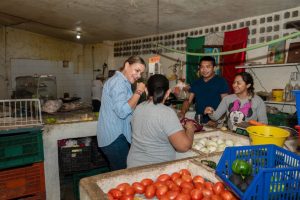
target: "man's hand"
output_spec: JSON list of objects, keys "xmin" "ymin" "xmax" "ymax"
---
[
  {"xmin": 204, "ymin": 106, "xmax": 214, "ymax": 114},
  {"xmin": 206, "ymin": 120, "xmax": 217, "ymax": 128}
]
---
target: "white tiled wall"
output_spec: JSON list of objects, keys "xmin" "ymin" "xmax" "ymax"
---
[{"xmin": 11, "ymin": 58, "xmax": 93, "ymax": 102}]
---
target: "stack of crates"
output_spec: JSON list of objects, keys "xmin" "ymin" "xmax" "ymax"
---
[{"xmin": 0, "ymin": 127, "xmax": 45, "ymax": 199}]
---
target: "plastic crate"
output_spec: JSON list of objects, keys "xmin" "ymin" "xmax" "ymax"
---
[
  {"xmin": 0, "ymin": 127, "xmax": 44, "ymax": 170},
  {"xmin": 216, "ymin": 145, "xmax": 300, "ymax": 200},
  {"xmin": 0, "ymin": 162, "xmax": 45, "ymax": 200},
  {"xmin": 73, "ymin": 167, "xmax": 110, "ymax": 200},
  {"xmin": 59, "ymin": 145, "xmax": 92, "ymax": 174},
  {"xmin": 267, "ymin": 112, "xmax": 297, "ymax": 127},
  {"xmin": 91, "ymin": 137, "xmax": 109, "ymax": 168},
  {"xmin": 293, "ymin": 90, "xmax": 300, "ymax": 124}
]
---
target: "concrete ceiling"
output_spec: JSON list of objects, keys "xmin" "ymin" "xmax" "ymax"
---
[{"xmin": 0, "ymin": 0, "xmax": 299, "ymax": 44}]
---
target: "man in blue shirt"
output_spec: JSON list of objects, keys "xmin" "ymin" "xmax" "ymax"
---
[{"xmin": 180, "ymin": 56, "xmax": 229, "ymax": 125}]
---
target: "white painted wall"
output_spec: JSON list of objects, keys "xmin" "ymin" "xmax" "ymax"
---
[{"xmin": 0, "ymin": 27, "xmax": 113, "ymax": 103}]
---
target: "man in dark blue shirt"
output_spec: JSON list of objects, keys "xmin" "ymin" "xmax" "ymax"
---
[{"xmin": 180, "ymin": 56, "xmax": 229, "ymax": 124}]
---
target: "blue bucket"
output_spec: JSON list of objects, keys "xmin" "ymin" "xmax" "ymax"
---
[{"xmin": 292, "ymin": 90, "xmax": 300, "ymax": 125}]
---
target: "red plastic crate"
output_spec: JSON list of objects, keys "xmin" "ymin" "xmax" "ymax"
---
[{"xmin": 0, "ymin": 162, "xmax": 45, "ymax": 200}]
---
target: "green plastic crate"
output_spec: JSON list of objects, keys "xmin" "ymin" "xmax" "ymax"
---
[
  {"xmin": 73, "ymin": 167, "xmax": 110, "ymax": 200},
  {"xmin": 267, "ymin": 112, "xmax": 297, "ymax": 127},
  {"xmin": 0, "ymin": 127, "xmax": 44, "ymax": 169}
]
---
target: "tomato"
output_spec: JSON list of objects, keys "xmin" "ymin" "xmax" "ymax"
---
[
  {"xmin": 174, "ymin": 178, "xmax": 184, "ymax": 187},
  {"xmin": 193, "ymin": 176, "xmax": 205, "ymax": 184},
  {"xmin": 156, "ymin": 184, "xmax": 169, "ymax": 198},
  {"xmin": 132, "ymin": 182, "xmax": 145, "ymax": 194},
  {"xmin": 179, "ymin": 169, "xmax": 191, "ymax": 176},
  {"xmin": 116, "ymin": 183, "xmax": 130, "ymax": 192},
  {"xmin": 123, "ymin": 186, "xmax": 135, "ymax": 196},
  {"xmin": 181, "ymin": 187, "xmax": 192, "ymax": 195},
  {"xmin": 145, "ymin": 185, "xmax": 156, "ymax": 199},
  {"xmin": 159, "ymin": 194, "xmax": 170, "ymax": 200},
  {"xmin": 141, "ymin": 178, "xmax": 154, "ymax": 187},
  {"xmin": 169, "ymin": 182, "xmax": 181, "ymax": 192},
  {"xmin": 166, "ymin": 190, "xmax": 179, "ymax": 200},
  {"xmin": 190, "ymin": 189, "xmax": 203, "ymax": 200},
  {"xmin": 120, "ymin": 195, "xmax": 134, "ymax": 200},
  {"xmin": 204, "ymin": 182, "xmax": 213, "ymax": 191},
  {"xmin": 107, "ymin": 193, "xmax": 114, "ymax": 200},
  {"xmin": 165, "ymin": 180, "xmax": 174, "ymax": 187},
  {"xmin": 157, "ymin": 174, "xmax": 171, "ymax": 182},
  {"xmin": 202, "ymin": 188, "xmax": 213, "ymax": 198},
  {"xmin": 181, "ymin": 182, "xmax": 194, "ymax": 190},
  {"xmin": 175, "ymin": 193, "xmax": 191, "ymax": 200},
  {"xmin": 211, "ymin": 194, "xmax": 222, "ymax": 200},
  {"xmin": 194, "ymin": 183, "xmax": 204, "ymax": 190},
  {"xmin": 108, "ymin": 188, "xmax": 123, "ymax": 199},
  {"xmin": 154, "ymin": 181, "xmax": 167, "ymax": 188},
  {"xmin": 171, "ymin": 172, "xmax": 181, "ymax": 181},
  {"xmin": 221, "ymin": 190, "xmax": 234, "ymax": 200},
  {"xmin": 212, "ymin": 182, "xmax": 225, "ymax": 195},
  {"xmin": 181, "ymin": 174, "xmax": 193, "ymax": 183}
]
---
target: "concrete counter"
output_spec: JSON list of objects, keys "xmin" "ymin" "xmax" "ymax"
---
[{"xmin": 43, "ymin": 121, "xmax": 98, "ymax": 200}]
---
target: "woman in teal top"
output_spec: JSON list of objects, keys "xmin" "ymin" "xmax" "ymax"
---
[{"xmin": 96, "ymin": 56, "xmax": 146, "ymax": 170}]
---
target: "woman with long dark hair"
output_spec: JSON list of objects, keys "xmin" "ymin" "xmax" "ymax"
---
[
  {"xmin": 204, "ymin": 72, "xmax": 268, "ymax": 130},
  {"xmin": 127, "ymin": 74, "xmax": 196, "ymax": 168}
]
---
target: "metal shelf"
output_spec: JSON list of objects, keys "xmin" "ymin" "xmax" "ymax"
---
[
  {"xmin": 264, "ymin": 100, "xmax": 296, "ymax": 105},
  {"xmin": 236, "ymin": 63, "xmax": 300, "ymax": 69}
]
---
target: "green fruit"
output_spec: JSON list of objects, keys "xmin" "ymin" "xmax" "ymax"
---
[{"xmin": 46, "ymin": 117, "xmax": 56, "ymax": 124}]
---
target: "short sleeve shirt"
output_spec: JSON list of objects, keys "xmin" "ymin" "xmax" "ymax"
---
[
  {"xmin": 190, "ymin": 75, "xmax": 229, "ymax": 123},
  {"xmin": 127, "ymin": 102, "xmax": 183, "ymax": 168}
]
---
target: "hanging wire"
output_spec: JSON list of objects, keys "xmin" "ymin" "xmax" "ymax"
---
[
  {"xmin": 155, "ymin": 31, "xmax": 300, "ymax": 56},
  {"xmin": 248, "ymin": 68, "xmax": 268, "ymax": 92}
]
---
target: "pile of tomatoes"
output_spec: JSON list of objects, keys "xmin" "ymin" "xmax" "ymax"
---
[{"xmin": 107, "ymin": 169, "xmax": 238, "ymax": 200}]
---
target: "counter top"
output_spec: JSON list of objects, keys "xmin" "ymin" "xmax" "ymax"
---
[{"xmin": 42, "ymin": 108, "xmax": 97, "ymax": 124}]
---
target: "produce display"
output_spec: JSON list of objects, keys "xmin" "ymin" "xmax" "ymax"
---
[
  {"xmin": 107, "ymin": 169, "xmax": 237, "ymax": 200},
  {"xmin": 193, "ymin": 136, "xmax": 243, "ymax": 154}
]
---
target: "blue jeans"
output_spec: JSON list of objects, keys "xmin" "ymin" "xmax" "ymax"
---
[{"xmin": 100, "ymin": 134, "xmax": 130, "ymax": 171}]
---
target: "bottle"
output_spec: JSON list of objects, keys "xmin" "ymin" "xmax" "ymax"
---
[{"xmin": 284, "ymin": 83, "xmax": 292, "ymax": 101}]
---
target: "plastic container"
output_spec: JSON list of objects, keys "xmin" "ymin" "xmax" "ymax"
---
[
  {"xmin": 272, "ymin": 89, "xmax": 284, "ymax": 102},
  {"xmin": 0, "ymin": 128, "xmax": 44, "ymax": 170},
  {"xmin": 293, "ymin": 90, "xmax": 300, "ymax": 124},
  {"xmin": 267, "ymin": 112, "xmax": 297, "ymax": 127},
  {"xmin": 58, "ymin": 145, "xmax": 92, "ymax": 174},
  {"xmin": 246, "ymin": 126, "xmax": 290, "ymax": 147},
  {"xmin": 73, "ymin": 167, "xmax": 110, "ymax": 200},
  {"xmin": 216, "ymin": 145, "xmax": 300, "ymax": 200},
  {"xmin": 0, "ymin": 162, "xmax": 45, "ymax": 199}
]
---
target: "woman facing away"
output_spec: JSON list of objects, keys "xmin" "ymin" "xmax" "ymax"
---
[
  {"xmin": 204, "ymin": 72, "xmax": 268, "ymax": 130},
  {"xmin": 127, "ymin": 74, "xmax": 196, "ymax": 168}
]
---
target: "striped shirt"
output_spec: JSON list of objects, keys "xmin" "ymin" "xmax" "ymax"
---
[{"xmin": 96, "ymin": 71, "xmax": 133, "ymax": 147}]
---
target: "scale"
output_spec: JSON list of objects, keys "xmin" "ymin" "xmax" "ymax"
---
[
  {"xmin": 234, "ymin": 122, "xmax": 250, "ymax": 136},
  {"xmin": 235, "ymin": 127, "xmax": 249, "ymax": 136}
]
